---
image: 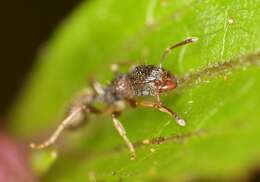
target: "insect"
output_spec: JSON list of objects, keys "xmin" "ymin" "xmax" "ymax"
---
[{"xmin": 30, "ymin": 37, "xmax": 198, "ymax": 160}]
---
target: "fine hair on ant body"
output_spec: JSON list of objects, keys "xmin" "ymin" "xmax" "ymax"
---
[{"xmin": 30, "ymin": 37, "xmax": 198, "ymax": 160}]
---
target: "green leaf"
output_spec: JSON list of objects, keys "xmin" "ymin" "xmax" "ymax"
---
[
  {"xmin": 9, "ymin": 0, "xmax": 260, "ymax": 181},
  {"xmin": 30, "ymin": 149, "xmax": 58, "ymax": 176}
]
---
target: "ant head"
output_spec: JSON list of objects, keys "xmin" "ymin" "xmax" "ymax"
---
[
  {"xmin": 143, "ymin": 66, "xmax": 177, "ymax": 93},
  {"xmin": 156, "ymin": 68, "xmax": 177, "ymax": 93},
  {"xmin": 155, "ymin": 37, "xmax": 198, "ymax": 93}
]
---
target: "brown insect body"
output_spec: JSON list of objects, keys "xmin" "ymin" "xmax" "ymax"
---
[
  {"xmin": 101, "ymin": 65, "xmax": 177, "ymax": 104},
  {"xmin": 30, "ymin": 37, "xmax": 198, "ymax": 160},
  {"xmin": 129, "ymin": 65, "xmax": 177, "ymax": 96}
]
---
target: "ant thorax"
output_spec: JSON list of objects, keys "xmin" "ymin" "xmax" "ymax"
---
[
  {"xmin": 101, "ymin": 65, "xmax": 165, "ymax": 103},
  {"xmin": 101, "ymin": 74, "xmax": 133, "ymax": 104},
  {"xmin": 129, "ymin": 65, "xmax": 164, "ymax": 96}
]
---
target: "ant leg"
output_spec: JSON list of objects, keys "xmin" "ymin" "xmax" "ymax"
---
[
  {"xmin": 30, "ymin": 106, "xmax": 86, "ymax": 149},
  {"xmin": 132, "ymin": 100, "xmax": 186, "ymax": 127},
  {"xmin": 110, "ymin": 60, "xmax": 137, "ymax": 75},
  {"xmin": 30, "ymin": 88, "xmax": 101, "ymax": 149},
  {"xmin": 88, "ymin": 78, "xmax": 104, "ymax": 95},
  {"xmin": 110, "ymin": 63, "xmax": 120, "ymax": 75},
  {"xmin": 156, "ymin": 93, "xmax": 162, "ymax": 105},
  {"xmin": 111, "ymin": 112, "xmax": 136, "ymax": 160}
]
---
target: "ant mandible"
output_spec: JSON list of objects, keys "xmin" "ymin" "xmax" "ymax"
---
[{"xmin": 30, "ymin": 37, "xmax": 198, "ymax": 160}]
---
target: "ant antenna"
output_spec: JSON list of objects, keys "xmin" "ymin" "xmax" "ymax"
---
[
  {"xmin": 159, "ymin": 37, "xmax": 198, "ymax": 68},
  {"xmin": 30, "ymin": 107, "xmax": 83, "ymax": 149}
]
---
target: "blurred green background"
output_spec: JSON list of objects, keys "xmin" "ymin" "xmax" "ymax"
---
[{"xmin": 2, "ymin": 0, "xmax": 260, "ymax": 181}]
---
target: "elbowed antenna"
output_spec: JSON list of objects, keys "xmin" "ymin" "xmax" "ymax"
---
[{"xmin": 159, "ymin": 37, "xmax": 198, "ymax": 68}]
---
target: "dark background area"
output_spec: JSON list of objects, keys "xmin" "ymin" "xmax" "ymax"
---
[{"xmin": 0, "ymin": 0, "xmax": 82, "ymax": 119}]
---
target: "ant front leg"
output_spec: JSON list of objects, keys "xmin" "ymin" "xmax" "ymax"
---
[
  {"xmin": 88, "ymin": 78, "xmax": 104, "ymax": 95},
  {"xmin": 30, "ymin": 89, "xmax": 100, "ymax": 149},
  {"xmin": 111, "ymin": 112, "xmax": 136, "ymax": 160},
  {"xmin": 130, "ymin": 99, "xmax": 186, "ymax": 127},
  {"xmin": 30, "ymin": 106, "xmax": 87, "ymax": 149}
]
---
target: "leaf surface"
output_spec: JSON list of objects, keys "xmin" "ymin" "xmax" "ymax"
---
[{"xmin": 10, "ymin": 0, "xmax": 260, "ymax": 181}]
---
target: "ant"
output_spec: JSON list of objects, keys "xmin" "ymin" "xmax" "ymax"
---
[{"xmin": 30, "ymin": 37, "xmax": 198, "ymax": 160}]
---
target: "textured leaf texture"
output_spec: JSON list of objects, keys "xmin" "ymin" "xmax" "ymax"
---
[{"xmin": 10, "ymin": 0, "xmax": 260, "ymax": 181}]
